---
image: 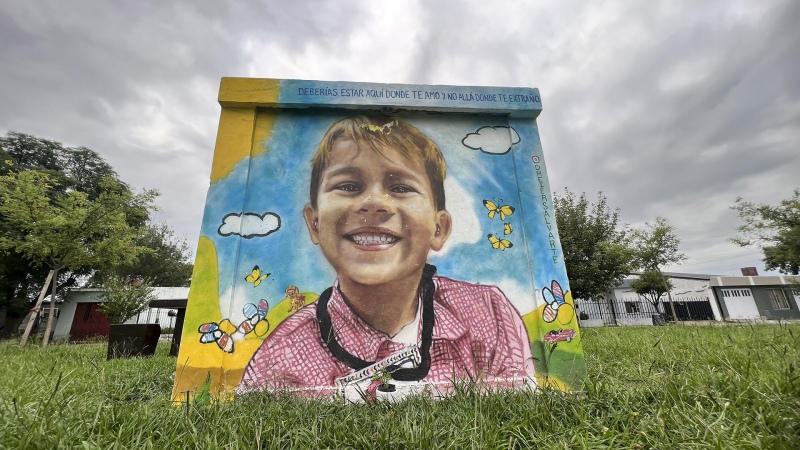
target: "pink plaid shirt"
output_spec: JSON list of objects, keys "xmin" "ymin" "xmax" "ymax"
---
[{"xmin": 238, "ymin": 276, "xmax": 534, "ymax": 395}]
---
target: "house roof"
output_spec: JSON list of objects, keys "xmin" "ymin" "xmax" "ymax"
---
[
  {"xmin": 710, "ymin": 275, "xmax": 800, "ymax": 287},
  {"xmin": 64, "ymin": 286, "xmax": 190, "ymax": 301},
  {"xmin": 629, "ymin": 271, "xmax": 722, "ymax": 280}
]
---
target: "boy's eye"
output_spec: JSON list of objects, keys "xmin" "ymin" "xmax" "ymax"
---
[
  {"xmin": 390, "ymin": 185, "xmax": 417, "ymax": 194},
  {"xmin": 334, "ymin": 183, "xmax": 360, "ymax": 192}
]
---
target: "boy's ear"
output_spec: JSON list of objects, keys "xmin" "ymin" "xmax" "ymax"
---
[
  {"xmin": 303, "ymin": 204, "xmax": 320, "ymax": 245},
  {"xmin": 430, "ymin": 210, "xmax": 452, "ymax": 251}
]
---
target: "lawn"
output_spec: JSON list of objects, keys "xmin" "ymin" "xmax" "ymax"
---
[{"xmin": 1, "ymin": 324, "xmax": 798, "ymax": 449}]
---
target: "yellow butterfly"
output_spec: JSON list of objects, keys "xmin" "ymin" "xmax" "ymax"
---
[
  {"xmin": 245, "ymin": 265, "xmax": 270, "ymax": 288},
  {"xmin": 504, "ymin": 223, "xmax": 513, "ymax": 235},
  {"xmin": 488, "ymin": 234, "xmax": 513, "ymax": 251},
  {"xmin": 483, "ymin": 200, "xmax": 515, "ymax": 221}
]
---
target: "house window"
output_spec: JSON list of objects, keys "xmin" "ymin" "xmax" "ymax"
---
[
  {"xmin": 768, "ymin": 289, "xmax": 790, "ymax": 310},
  {"xmin": 624, "ymin": 302, "xmax": 640, "ymax": 314},
  {"xmin": 722, "ymin": 288, "xmax": 752, "ymax": 298}
]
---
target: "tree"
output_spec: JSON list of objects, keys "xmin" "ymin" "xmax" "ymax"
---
[
  {"xmin": 0, "ymin": 170, "xmax": 158, "ymax": 346},
  {"xmin": 91, "ymin": 222, "xmax": 193, "ymax": 287},
  {"xmin": 732, "ymin": 189, "xmax": 800, "ymax": 275},
  {"xmin": 0, "ymin": 248, "xmax": 51, "ymax": 329},
  {"xmin": 631, "ymin": 216, "xmax": 686, "ymax": 271},
  {"xmin": 0, "ymin": 132, "xmax": 64, "ymax": 173},
  {"xmin": 58, "ymin": 146, "xmax": 118, "ymax": 200},
  {"xmin": 630, "ymin": 217, "xmax": 685, "ymax": 319},
  {"xmin": 99, "ymin": 276, "xmax": 157, "ymax": 324},
  {"xmin": 630, "ymin": 270, "xmax": 673, "ymax": 313},
  {"xmin": 553, "ymin": 189, "xmax": 636, "ymax": 300},
  {"xmin": 0, "ymin": 132, "xmax": 150, "ymax": 338}
]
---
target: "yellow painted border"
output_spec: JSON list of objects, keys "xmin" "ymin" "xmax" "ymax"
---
[
  {"xmin": 209, "ymin": 79, "xmax": 282, "ymax": 183},
  {"xmin": 218, "ymin": 78, "xmax": 281, "ymax": 108},
  {"xmin": 210, "ymin": 108, "xmax": 256, "ymax": 183}
]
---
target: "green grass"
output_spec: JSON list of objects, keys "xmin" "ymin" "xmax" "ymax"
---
[{"xmin": 1, "ymin": 324, "xmax": 799, "ymax": 449}]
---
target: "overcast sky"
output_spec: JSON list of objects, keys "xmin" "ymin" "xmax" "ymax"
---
[{"xmin": 1, "ymin": 0, "xmax": 798, "ymax": 277}]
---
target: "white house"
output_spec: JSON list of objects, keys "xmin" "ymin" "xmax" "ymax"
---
[
  {"xmin": 42, "ymin": 286, "xmax": 189, "ymax": 342},
  {"xmin": 578, "ymin": 272, "xmax": 723, "ymax": 327}
]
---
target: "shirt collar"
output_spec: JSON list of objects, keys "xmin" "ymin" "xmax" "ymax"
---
[
  {"xmin": 327, "ymin": 277, "xmax": 469, "ymax": 359},
  {"xmin": 327, "ymin": 283, "xmax": 389, "ymax": 359}
]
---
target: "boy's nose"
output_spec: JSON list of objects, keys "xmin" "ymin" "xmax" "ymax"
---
[
  {"xmin": 357, "ymin": 196, "xmax": 389, "ymax": 213},
  {"xmin": 356, "ymin": 188, "xmax": 392, "ymax": 213}
]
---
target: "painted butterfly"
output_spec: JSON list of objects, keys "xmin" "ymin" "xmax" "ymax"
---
[
  {"xmin": 198, "ymin": 322, "xmax": 234, "ymax": 353},
  {"xmin": 245, "ymin": 265, "xmax": 270, "ymax": 287},
  {"xmin": 483, "ymin": 200, "xmax": 515, "ymax": 221},
  {"xmin": 488, "ymin": 233, "xmax": 513, "ymax": 251},
  {"xmin": 238, "ymin": 299, "xmax": 270, "ymax": 335},
  {"xmin": 243, "ymin": 299, "xmax": 269, "ymax": 320},
  {"xmin": 541, "ymin": 280, "xmax": 573, "ymax": 325}
]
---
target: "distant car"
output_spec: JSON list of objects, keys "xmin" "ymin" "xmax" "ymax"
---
[{"xmin": 544, "ymin": 328, "xmax": 576, "ymax": 343}]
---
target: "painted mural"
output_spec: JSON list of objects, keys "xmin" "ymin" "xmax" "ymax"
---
[{"xmin": 173, "ymin": 78, "xmax": 586, "ymax": 403}]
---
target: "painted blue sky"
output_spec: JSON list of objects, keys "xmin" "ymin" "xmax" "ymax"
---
[{"xmin": 199, "ymin": 107, "xmax": 560, "ymax": 322}]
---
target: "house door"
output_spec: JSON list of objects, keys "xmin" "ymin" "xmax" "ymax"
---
[
  {"xmin": 70, "ymin": 303, "xmax": 111, "ymax": 341},
  {"xmin": 721, "ymin": 288, "xmax": 760, "ymax": 320}
]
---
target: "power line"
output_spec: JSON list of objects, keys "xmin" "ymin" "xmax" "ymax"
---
[{"xmin": 681, "ymin": 250, "xmax": 763, "ymax": 264}]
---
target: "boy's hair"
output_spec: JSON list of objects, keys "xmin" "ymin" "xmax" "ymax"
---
[{"xmin": 309, "ymin": 115, "xmax": 447, "ymax": 211}]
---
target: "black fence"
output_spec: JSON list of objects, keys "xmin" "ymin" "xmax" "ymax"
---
[
  {"xmin": 132, "ymin": 308, "xmax": 177, "ymax": 330},
  {"xmin": 661, "ymin": 296, "xmax": 716, "ymax": 321},
  {"xmin": 578, "ymin": 295, "xmax": 715, "ymax": 325}
]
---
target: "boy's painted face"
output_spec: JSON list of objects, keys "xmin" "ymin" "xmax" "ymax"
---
[{"xmin": 303, "ymin": 138, "xmax": 451, "ymax": 287}]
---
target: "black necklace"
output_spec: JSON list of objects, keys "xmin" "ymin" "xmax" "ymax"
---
[{"xmin": 316, "ymin": 264, "xmax": 436, "ymax": 382}]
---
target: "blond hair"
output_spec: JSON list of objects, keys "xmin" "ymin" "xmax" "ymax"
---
[{"xmin": 309, "ymin": 116, "xmax": 447, "ymax": 210}]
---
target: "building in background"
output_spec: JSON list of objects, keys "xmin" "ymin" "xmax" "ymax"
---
[
  {"xmin": 711, "ymin": 275, "xmax": 800, "ymax": 321},
  {"xmin": 42, "ymin": 287, "xmax": 189, "ymax": 342},
  {"xmin": 578, "ymin": 272, "xmax": 800, "ymax": 327},
  {"xmin": 578, "ymin": 272, "xmax": 722, "ymax": 327}
]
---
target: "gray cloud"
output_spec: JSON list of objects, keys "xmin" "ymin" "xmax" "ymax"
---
[{"xmin": 1, "ymin": 0, "xmax": 797, "ymax": 276}]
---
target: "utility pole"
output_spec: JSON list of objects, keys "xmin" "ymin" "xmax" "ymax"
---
[
  {"xmin": 20, "ymin": 269, "xmax": 55, "ymax": 346},
  {"xmin": 41, "ymin": 267, "xmax": 61, "ymax": 347},
  {"xmin": 666, "ymin": 290, "xmax": 678, "ymax": 322}
]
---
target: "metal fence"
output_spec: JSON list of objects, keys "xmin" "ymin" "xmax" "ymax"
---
[
  {"xmin": 578, "ymin": 295, "xmax": 715, "ymax": 325},
  {"xmin": 130, "ymin": 308, "xmax": 177, "ymax": 330},
  {"xmin": 661, "ymin": 296, "xmax": 716, "ymax": 321}
]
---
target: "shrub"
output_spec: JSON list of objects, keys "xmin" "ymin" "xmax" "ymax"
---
[{"xmin": 99, "ymin": 276, "xmax": 157, "ymax": 324}]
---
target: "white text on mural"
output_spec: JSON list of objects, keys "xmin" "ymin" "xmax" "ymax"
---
[{"xmin": 535, "ymin": 164, "xmax": 558, "ymax": 265}]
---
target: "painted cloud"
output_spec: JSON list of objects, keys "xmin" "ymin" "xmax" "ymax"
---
[
  {"xmin": 432, "ymin": 177, "xmax": 482, "ymax": 256},
  {"xmin": 462, "ymin": 126, "xmax": 521, "ymax": 155},
  {"xmin": 218, "ymin": 212, "xmax": 281, "ymax": 239}
]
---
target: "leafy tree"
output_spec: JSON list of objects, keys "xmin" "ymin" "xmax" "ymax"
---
[
  {"xmin": 0, "ymin": 170, "xmax": 158, "ymax": 345},
  {"xmin": 0, "ymin": 250, "xmax": 51, "ymax": 323},
  {"xmin": 553, "ymin": 189, "xmax": 636, "ymax": 300},
  {"xmin": 99, "ymin": 276, "xmax": 157, "ymax": 324},
  {"xmin": 0, "ymin": 132, "xmax": 64, "ymax": 173},
  {"xmin": 58, "ymin": 146, "xmax": 118, "ymax": 199},
  {"xmin": 732, "ymin": 189, "xmax": 800, "ymax": 275},
  {"xmin": 631, "ymin": 216, "xmax": 686, "ymax": 271},
  {"xmin": 630, "ymin": 217, "xmax": 685, "ymax": 319},
  {"xmin": 92, "ymin": 222, "xmax": 193, "ymax": 287},
  {"xmin": 630, "ymin": 270, "xmax": 673, "ymax": 313},
  {"xmin": 0, "ymin": 132, "xmax": 148, "ymax": 338}
]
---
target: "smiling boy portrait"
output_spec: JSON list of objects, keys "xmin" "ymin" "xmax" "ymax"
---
[{"xmin": 238, "ymin": 115, "xmax": 534, "ymax": 396}]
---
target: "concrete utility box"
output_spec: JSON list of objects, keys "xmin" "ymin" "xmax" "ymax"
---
[{"xmin": 173, "ymin": 78, "xmax": 586, "ymax": 402}]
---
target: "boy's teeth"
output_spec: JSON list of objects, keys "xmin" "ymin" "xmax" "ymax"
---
[{"xmin": 351, "ymin": 233, "xmax": 398, "ymax": 245}]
